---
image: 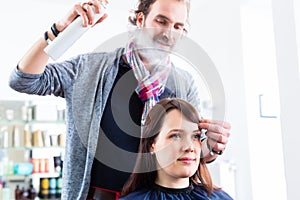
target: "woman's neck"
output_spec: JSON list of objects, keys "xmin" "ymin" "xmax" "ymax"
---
[{"xmin": 155, "ymin": 175, "xmax": 190, "ymax": 189}]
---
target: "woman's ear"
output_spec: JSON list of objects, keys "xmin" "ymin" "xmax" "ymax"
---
[
  {"xmin": 150, "ymin": 143, "xmax": 155, "ymax": 154},
  {"xmin": 136, "ymin": 12, "xmax": 145, "ymax": 28}
]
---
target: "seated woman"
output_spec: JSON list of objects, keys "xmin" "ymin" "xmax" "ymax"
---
[{"xmin": 119, "ymin": 98, "xmax": 233, "ymax": 200}]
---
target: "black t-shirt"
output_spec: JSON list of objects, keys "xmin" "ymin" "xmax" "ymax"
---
[{"xmin": 90, "ymin": 56, "xmax": 175, "ymax": 191}]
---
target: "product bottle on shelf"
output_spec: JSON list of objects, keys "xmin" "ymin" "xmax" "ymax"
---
[
  {"xmin": 56, "ymin": 176, "xmax": 62, "ymax": 198},
  {"xmin": 2, "ymin": 181, "xmax": 10, "ymax": 200},
  {"xmin": 53, "ymin": 156, "xmax": 62, "ymax": 174},
  {"xmin": 2, "ymin": 157, "xmax": 14, "ymax": 176},
  {"xmin": 24, "ymin": 130, "xmax": 32, "ymax": 148},
  {"xmin": 28, "ymin": 179, "xmax": 37, "ymax": 200},
  {"xmin": 14, "ymin": 184, "xmax": 22, "ymax": 200},
  {"xmin": 49, "ymin": 177, "xmax": 57, "ymax": 199},
  {"xmin": 21, "ymin": 186, "xmax": 29, "ymax": 199},
  {"xmin": 0, "ymin": 183, "xmax": 2, "ymax": 199},
  {"xmin": 39, "ymin": 177, "xmax": 49, "ymax": 199},
  {"xmin": 12, "ymin": 126, "xmax": 21, "ymax": 147},
  {"xmin": 2, "ymin": 187, "xmax": 11, "ymax": 199},
  {"xmin": 1, "ymin": 127, "xmax": 9, "ymax": 148}
]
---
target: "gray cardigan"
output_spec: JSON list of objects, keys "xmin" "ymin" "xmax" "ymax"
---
[{"xmin": 9, "ymin": 47, "xmax": 201, "ymax": 199}]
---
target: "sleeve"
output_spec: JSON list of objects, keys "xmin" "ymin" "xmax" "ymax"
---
[{"xmin": 8, "ymin": 55, "xmax": 82, "ymax": 98}]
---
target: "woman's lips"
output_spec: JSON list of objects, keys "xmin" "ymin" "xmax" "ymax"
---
[{"xmin": 178, "ymin": 157, "xmax": 196, "ymax": 164}]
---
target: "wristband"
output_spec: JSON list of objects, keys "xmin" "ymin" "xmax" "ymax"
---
[
  {"xmin": 50, "ymin": 23, "xmax": 60, "ymax": 37},
  {"xmin": 211, "ymin": 148, "xmax": 223, "ymax": 155},
  {"xmin": 206, "ymin": 139, "xmax": 223, "ymax": 155},
  {"xmin": 44, "ymin": 31, "xmax": 51, "ymax": 44}
]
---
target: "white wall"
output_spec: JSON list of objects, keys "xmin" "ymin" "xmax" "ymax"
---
[
  {"xmin": 188, "ymin": 0, "xmax": 252, "ymax": 199},
  {"xmin": 272, "ymin": 0, "xmax": 300, "ymax": 199},
  {"xmin": 241, "ymin": 0, "xmax": 287, "ymax": 199}
]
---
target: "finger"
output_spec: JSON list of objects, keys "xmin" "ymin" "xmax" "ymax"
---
[
  {"xmin": 72, "ymin": 3, "xmax": 89, "ymax": 26},
  {"xmin": 93, "ymin": 13, "xmax": 108, "ymax": 27},
  {"xmin": 199, "ymin": 123, "xmax": 230, "ymax": 138},
  {"xmin": 81, "ymin": 3, "xmax": 96, "ymax": 25},
  {"xmin": 206, "ymin": 131, "xmax": 228, "ymax": 144},
  {"xmin": 200, "ymin": 119, "xmax": 231, "ymax": 129},
  {"xmin": 89, "ymin": 0, "xmax": 102, "ymax": 13},
  {"xmin": 207, "ymin": 137, "xmax": 226, "ymax": 151},
  {"xmin": 81, "ymin": 1, "xmax": 107, "ymax": 25}
]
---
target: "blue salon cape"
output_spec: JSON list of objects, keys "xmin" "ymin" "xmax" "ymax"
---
[{"xmin": 119, "ymin": 182, "xmax": 233, "ymax": 200}]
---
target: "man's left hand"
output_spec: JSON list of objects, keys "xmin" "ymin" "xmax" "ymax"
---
[{"xmin": 199, "ymin": 119, "xmax": 231, "ymax": 156}]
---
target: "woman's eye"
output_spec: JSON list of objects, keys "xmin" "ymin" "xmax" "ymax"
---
[
  {"xmin": 170, "ymin": 133, "xmax": 181, "ymax": 139},
  {"xmin": 193, "ymin": 134, "xmax": 201, "ymax": 140}
]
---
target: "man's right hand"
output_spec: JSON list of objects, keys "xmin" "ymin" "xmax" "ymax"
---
[{"xmin": 55, "ymin": 0, "xmax": 109, "ymax": 33}]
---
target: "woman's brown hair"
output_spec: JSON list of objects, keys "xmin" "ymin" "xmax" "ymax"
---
[{"xmin": 121, "ymin": 98, "xmax": 215, "ymax": 197}]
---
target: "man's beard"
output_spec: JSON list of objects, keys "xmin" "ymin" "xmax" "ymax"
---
[{"xmin": 132, "ymin": 28, "xmax": 175, "ymax": 67}]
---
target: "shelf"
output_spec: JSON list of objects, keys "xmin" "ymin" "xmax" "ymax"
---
[
  {"xmin": 0, "ymin": 146, "xmax": 64, "ymax": 151},
  {"xmin": 0, "ymin": 119, "xmax": 65, "ymax": 126},
  {"xmin": 1, "ymin": 175, "xmax": 27, "ymax": 182},
  {"xmin": 30, "ymin": 172, "xmax": 61, "ymax": 178},
  {"xmin": 2, "ymin": 172, "xmax": 61, "ymax": 181},
  {"xmin": 0, "ymin": 119, "xmax": 26, "ymax": 126},
  {"xmin": 0, "ymin": 100, "xmax": 65, "ymax": 199}
]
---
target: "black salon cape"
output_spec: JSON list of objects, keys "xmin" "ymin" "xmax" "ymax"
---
[{"xmin": 119, "ymin": 182, "xmax": 233, "ymax": 200}]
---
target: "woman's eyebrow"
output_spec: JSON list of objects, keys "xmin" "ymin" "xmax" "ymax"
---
[
  {"xmin": 167, "ymin": 129, "xmax": 200, "ymax": 134},
  {"xmin": 168, "ymin": 129, "xmax": 184, "ymax": 133}
]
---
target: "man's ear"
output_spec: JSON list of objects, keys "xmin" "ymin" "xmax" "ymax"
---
[{"xmin": 136, "ymin": 12, "xmax": 145, "ymax": 28}]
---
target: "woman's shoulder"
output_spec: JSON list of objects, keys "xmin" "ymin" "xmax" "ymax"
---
[
  {"xmin": 119, "ymin": 189, "xmax": 151, "ymax": 200},
  {"xmin": 193, "ymin": 183, "xmax": 234, "ymax": 200},
  {"xmin": 120, "ymin": 183, "xmax": 234, "ymax": 200}
]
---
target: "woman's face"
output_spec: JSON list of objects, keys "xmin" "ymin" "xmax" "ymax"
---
[{"xmin": 151, "ymin": 109, "xmax": 201, "ymax": 187}]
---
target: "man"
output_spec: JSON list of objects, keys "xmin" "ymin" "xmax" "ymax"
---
[{"xmin": 9, "ymin": 0, "xmax": 230, "ymax": 199}]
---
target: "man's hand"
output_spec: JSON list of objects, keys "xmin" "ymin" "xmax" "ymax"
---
[
  {"xmin": 199, "ymin": 119, "xmax": 231, "ymax": 161},
  {"xmin": 56, "ymin": 0, "xmax": 109, "ymax": 32}
]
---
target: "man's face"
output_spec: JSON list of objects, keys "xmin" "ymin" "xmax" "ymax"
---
[{"xmin": 136, "ymin": 0, "xmax": 188, "ymax": 52}]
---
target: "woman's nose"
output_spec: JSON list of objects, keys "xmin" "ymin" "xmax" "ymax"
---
[{"xmin": 182, "ymin": 139, "xmax": 195, "ymax": 152}]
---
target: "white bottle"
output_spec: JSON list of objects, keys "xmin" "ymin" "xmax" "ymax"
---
[
  {"xmin": 12, "ymin": 126, "xmax": 20, "ymax": 147},
  {"xmin": 2, "ymin": 187, "xmax": 10, "ymax": 200},
  {"xmin": 44, "ymin": 2, "xmax": 108, "ymax": 60},
  {"xmin": 1, "ymin": 127, "xmax": 9, "ymax": 148}
]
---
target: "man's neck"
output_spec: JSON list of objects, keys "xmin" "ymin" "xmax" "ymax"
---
[
  {"xmin": 138, "ymin": 51, "xmax": 170, "ymax": 73},
  {"xmin": 139, "ymin": 54, "xmax": 154, "ymax": 73}
]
